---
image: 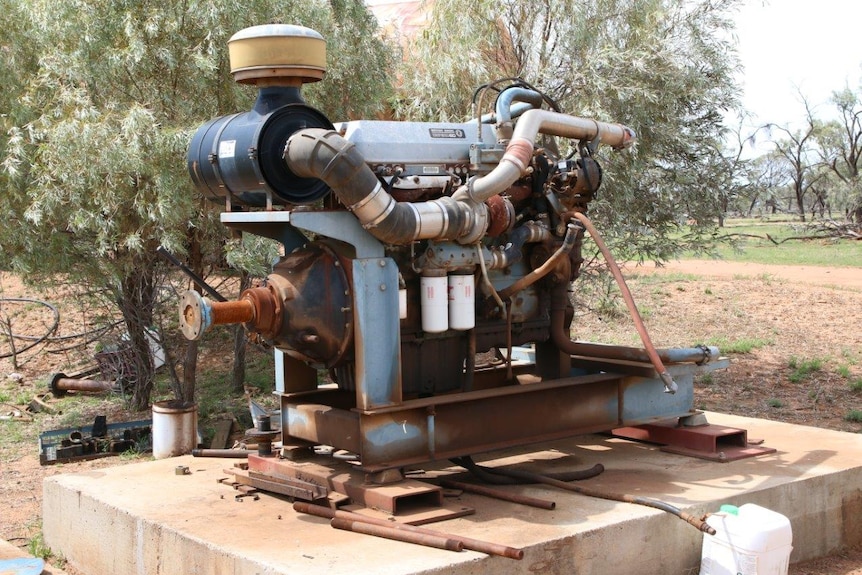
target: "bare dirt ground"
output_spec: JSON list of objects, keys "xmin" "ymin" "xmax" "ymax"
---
[{"xmin": 1, "ymin": 260, "xmax": 861, "ymax": 574}]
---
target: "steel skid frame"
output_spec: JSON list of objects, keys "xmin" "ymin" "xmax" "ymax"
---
[{"xmin": 223, "ymin": 211, "xmax": 727, "ymax": 474}]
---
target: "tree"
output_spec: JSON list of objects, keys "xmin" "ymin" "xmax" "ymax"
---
[
  {"xmin": 818, "ymin": 87, "xmax": 862, "ymax": 225},
  {"xmin": 762, "ymin": 99, "xmax": 828, "ymax": 223},
  {"xmin": 1, "ymin": 0, "xmax": 395, "ymax": 410},
  {"xmin": 396, "ymin": 0, "xmax": 743, "ymax": 261}
]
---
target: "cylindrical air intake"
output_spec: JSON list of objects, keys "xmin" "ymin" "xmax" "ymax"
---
[
  {"xmin": 187, "ymin": 24, "xmax": 334, "ymax": 207},
  {"xmin": 420, "ymin": 273, "xmax": 448, "ymax": 333},
  {"xmin": 448, "ymin": 273, "xmax": 475, "ymax": 331},
  {"xmin": 188, "ymin": 103, "xmax": 333, "ymax": 206}
]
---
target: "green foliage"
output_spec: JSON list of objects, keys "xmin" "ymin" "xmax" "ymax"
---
[
  {"xmin": 850, "ymin": 379, "xmax": 862, "ymax": 392},
  {"xmin": 27, "ymin": 529, "xmax": 53, "ymax": 561},
  {"xmin": 788, "ymin": 357, "xmax": 823, "ymax": 383},
  {"xmin": 700, "ymin": 220, "xmax": 862, "ymax": 267},
  {"xmin": 1, "ymin": 0, "xmax": 395, "ymax": 408},
  {"xmin": 706, "ymin": 336, "xmax": 770, "ymax": 355},
  {"xmin": 844, "ymin": 410, "xmax": 862, "ymax": 423},
  {"xmin": 766, "ymin": 398, "xmax": 783, "ymax": 408}
]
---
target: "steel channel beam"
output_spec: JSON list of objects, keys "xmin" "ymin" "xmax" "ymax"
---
[
  {"xmin": 352, "ymin": 257, "xmax": 402, "ymax": 410},
  {"xmin": 280, "ymin": 354, "xmax": 723, "ymax": 471},
  {"xmin": 282, "ymin": 371, "xmax": 696, "ymax": 471}
]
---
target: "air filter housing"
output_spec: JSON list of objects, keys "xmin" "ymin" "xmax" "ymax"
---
[
  {"xmin": 228, "ymin": 24, "xmax": 326, "ymax": 85},
  {"xmin": 187, "ymin": 24, "xmax": 333, "ymax": 207}
]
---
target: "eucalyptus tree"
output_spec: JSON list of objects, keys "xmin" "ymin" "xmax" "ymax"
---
[
  {"xmin": 2, "ymin": 0, "xmax": 394, "ymax": 409},
  {"xmin": 396, "ymin": 0, "xmax": 743, "ymax": 261},
  {"xmin": 817, "ymin": 88, "xmax": 862, "ymax": 224},
  {"xmin": 762, "ymin": 103, "xmax": 828, "ymax": 223}
]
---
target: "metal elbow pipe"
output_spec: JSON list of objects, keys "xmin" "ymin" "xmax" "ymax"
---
[
  {"xmin": 285, "ymin": 129, "xmax": 482, "ymax": 245},
  {"xmin": 458, "ymin": 110, "xmax": 636, "ymax": 204},
  {"xmin": 495, "ymin": 88, "xmax": 544, "ymax": 124}
]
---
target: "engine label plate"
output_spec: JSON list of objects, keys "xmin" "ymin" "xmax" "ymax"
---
[{"xmin": 428, "ymin": 128, "xmax": 466, "ymax": 139}]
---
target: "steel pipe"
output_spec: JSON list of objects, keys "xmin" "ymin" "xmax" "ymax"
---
[
  {"xmin": 563, "ymin": 341, "xmax": 720, "ymax": 365},
  {"xmin": 294, "ymin": 502, "xmax": 524, "ymax": 559},
  {"xmin": 477, "ymin": 465, "xmax": 715, "ymax": 535},
  {"xmin": 329, "ymin": 517, "xmax": 463, "ymax": 552},
  {"xmin": 49, "ymin": 373, "xmax": 115, "ymax": 398},
  {"xmin": 457, "ymin": 110, "xmax": 636, "ymax": 204},
  {"xmin": 284, "ymin": 129, "xmax": 478, "ymax": 245}
]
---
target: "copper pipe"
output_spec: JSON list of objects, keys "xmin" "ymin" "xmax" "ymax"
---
[
  {"xmin": 439, "ymin": 478, "xmax": 555, "ymax": 510},
  {"xmin": 294, "ymin": 502, "xmax": 524, "ymax": 560},
  {"xmin": 329, "ymin": 517, "xmax": 463, "ymax": 552}
]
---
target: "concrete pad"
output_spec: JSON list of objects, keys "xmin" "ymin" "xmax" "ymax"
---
[{"xmin": 43, "ymin": 412, "xmax": 862, "ymax": 575}]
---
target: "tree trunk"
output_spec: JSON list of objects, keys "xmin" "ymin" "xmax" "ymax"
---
[
  {"xmin": 231, "ymin": 272, "xmax": 251, "ymax": 393},
  {"xmin": 118, "ymin": 264, "xmax": 157, "ymax": 412},
  {"xmin": 180, "ymin": 332, "xmax": 199, "ymax": 402},
  {"xmin": 177, "ymin": 227, "xmax": 206, "ymax": 403}
]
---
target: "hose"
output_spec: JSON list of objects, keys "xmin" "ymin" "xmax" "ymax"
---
[
  {"xmin": 0, "ymin": 298, "xmax": 60, "ymax": 358},
  {"xmin": 498, "ymin": 222, "xmax": 578, "ymax": 301},
  {"xmin": 453, "ymin": 457, "xmax": 713, "ymax": 535},
  {"xmin": 450, "ymin": 456, "xmax": 605, "ymax": 485},
  {"xmin": 557, "ymin": 213, "xmax": 677, "ymax": 394}
]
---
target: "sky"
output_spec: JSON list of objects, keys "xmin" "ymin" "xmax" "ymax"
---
[{"xmin": 734, "ymin": 0, "xmax": 862, "ymax": 130}]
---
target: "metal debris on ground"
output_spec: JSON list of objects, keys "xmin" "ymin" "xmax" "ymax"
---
[{"xmin": 39, "ymin": 416, "xmax": 152, "ymax": 465}]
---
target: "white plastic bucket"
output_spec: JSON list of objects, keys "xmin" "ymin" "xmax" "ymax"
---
[
  {"xmin": 152, "ymin": 400, "xmax": 197, "ymax": 459},
  {"xmin": 700, "ymin": 503, "xmax": 793, "ymax": 575}
]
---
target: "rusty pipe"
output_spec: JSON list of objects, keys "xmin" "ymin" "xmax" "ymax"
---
[
  {"xmin": 49, "ymin": 373, "xmax": 115, "ymax": 398},
  {"xmin": 497, "ymin": 222, "xmax": 578, "ymax": 301},
  {"xmin": 179, "ymin": 286, "xmax": 282, "ymax": 341},
  {"xmin": 439, "ymin": 478, "xmax": 555, "ymax": 510},
  {"xmin": 558, "ymin": 212, "xmax": 677, "ymax": 394},
  {"xmin": 479, "ymin": 466, "xmax": 715, "ymax": 535},
  {"xmin": 456, "ymin": 110, "xmax": 636, "ymax": 204},
  {"xmin": 191, "ymin": 449, "xmax": 253, "ymax": 458},
  {"xmin": 560, "ymin": 341, "xmax": 720, "ymax": 365},
  {"xmin": 329, "ymin": 517, "xmax": 463, "ymax": 552},
  {"xmin": 294, "ymin": 502, "xmax": 523, "ymax": 559}
]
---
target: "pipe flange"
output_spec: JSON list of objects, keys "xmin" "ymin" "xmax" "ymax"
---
[{"xmin": 49, "ymin": 372, "xmax": 68, "ymax": 398}]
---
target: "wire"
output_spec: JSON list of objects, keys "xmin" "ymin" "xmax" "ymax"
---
[{"xmin": 0, "ymin": 298, "xmax": 60, "ymax": 359}]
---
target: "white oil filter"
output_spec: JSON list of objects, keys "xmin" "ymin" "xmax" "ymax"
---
[
  {"xmin": 398, "ymin": 287, "xmax": 408, "ymax": 319},
  {"xmin": 448, "ymin": 274, "xmax": 475, "ymax": 330},
  {"xmin": 420, "ymin": 274, "xmax": 448, "ymax": 333}
]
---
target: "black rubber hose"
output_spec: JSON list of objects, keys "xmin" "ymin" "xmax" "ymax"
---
[
  {"xmin": 450, "ymin": 456, "xmax": 605, "ymax": 485},
  {"xmin": 0, "ymin": 298, "xmax": 60, "ymax": 358},
  {"xmin": 466, "ymin": 460, "xmax": 715, "ymax": 535}
]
